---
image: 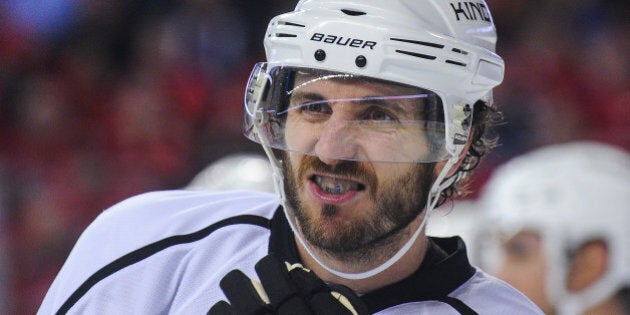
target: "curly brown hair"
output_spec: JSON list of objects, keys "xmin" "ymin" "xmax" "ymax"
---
[{"xmin": 437, "ymin": 100, "xmax": 504, "ymax": 206}]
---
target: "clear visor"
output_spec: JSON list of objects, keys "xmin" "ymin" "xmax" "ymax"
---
[{"xmin": 243, "ymin": 63, "xmax": 451, "ymax": 163}]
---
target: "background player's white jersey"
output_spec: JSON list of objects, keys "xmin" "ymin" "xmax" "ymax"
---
[{"xmin": 39, "ymin": 190, "xmax": 541, "ymax": 314}]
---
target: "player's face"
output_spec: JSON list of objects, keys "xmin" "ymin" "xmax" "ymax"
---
[
  {"xmin": 494, "ymin": 231, "xmax": 554, "ymax": 314},
  {"xmin": 281, "ymin": 71, "xmax": 435, "ymax": 164},
  {"xmin": 280, "ymin": 75, "xmax": 437, "ymax": 262}
]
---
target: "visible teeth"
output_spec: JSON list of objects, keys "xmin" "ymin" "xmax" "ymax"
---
[{"xmin": 313, "ymin": 175, "xmax": 360, "ymax": 194}]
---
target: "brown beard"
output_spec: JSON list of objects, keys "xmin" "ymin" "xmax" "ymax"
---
[{"xmin": 282, "ymin": 153, "xmax": 435, "ymax": 263}]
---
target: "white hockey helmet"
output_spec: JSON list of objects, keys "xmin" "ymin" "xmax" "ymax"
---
[
  {"xmin": 479, "ymin": 141, "xmax": 630, "ymax": 315},
  {"xmin": 186, "ymin": 153, "xmax": 274, "ymax": 193},
  {"xmin": 243, "ymin": 0, "xmax": 504, "ymax": 279},
  {"xmin": 245, "ymin": 0, "xmax": 504, "ymax": 164}
]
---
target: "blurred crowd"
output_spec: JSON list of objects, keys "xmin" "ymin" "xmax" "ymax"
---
[{"xmin": 0, "ymin": 0, "xmax": 628, "ymax": 313}]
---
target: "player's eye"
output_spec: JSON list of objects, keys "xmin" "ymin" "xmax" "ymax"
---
[
  {"xmin": 365, "ymin": 108, "xmax": 394, "ymax": 121},
  {"xmin": 302, "ymin": 100, "xmax": 331, "ymax": 114}
]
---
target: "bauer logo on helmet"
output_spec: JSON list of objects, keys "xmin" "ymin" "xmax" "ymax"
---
[{"xmin": 310, "ymin": 33, "xmax": 377, "ymax": 50}]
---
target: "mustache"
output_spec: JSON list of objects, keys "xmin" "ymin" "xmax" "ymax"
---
[{"xmin": 296, "ymin": 155, "xmax": 378, "ymax": 194}]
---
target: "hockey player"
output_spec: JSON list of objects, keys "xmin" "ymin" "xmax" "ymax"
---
[
  {"xmin": 478, "ymin": 141, "xmax": 630, "ymax": 315},
  {"xmin": 39, "ymin": 1, "xmax": 542, "ymax": 314}
]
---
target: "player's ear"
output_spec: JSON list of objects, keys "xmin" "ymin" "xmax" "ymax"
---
[{"xmin": 566, "ymin": 240, "xmax": 608, "ymax": 292}]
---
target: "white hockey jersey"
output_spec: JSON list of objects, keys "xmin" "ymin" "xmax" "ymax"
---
[{"xmin": 39, "ymin": 190, "xmax": 542, "ymax": 314}]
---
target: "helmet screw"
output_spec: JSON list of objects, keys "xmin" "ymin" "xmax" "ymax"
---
[
  {"xmin": 355, "ymin": 55, "xmax": 367, "ymax": 67},
  {"xmin": 314, "ymin": 49, "xmax": 326, "ymax": 61}
]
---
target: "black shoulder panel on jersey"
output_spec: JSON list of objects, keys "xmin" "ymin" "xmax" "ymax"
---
[
  {"xmin": 438, "ymin": 296, "xmax": 479, "ymax": 315},
  {"xmin": 360, "ymin": 237, "xmax": 478, "ymax": 314},
  {"xmin": 56, "ymin": 214, "xmax": 270, "ymax": 315}
]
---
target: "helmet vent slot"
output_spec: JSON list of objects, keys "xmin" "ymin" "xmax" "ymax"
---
[
  {"xmin": 391, "ymin": 38, "xmax": 444, "ymax": 49},
  {"xmin": 275, "ymin": 33, "xmax": 298, "ymax": 38},
  {"xmin": 395, "ymin": 49, "xmax": 436, "ymax": 60},
  {"xmin": 278, "ymin": 21, "xmax": 305, "ymax": 28},
  {"xmin": 452, "ymin": 48, "xmax": 469, "ymax": 55},
  {"xmin": 341, "ymin": 9, "xmax": 366, "ymax": 16},
  {"xmin": 446, "ymin": 60, "xmax": 467, "ymax": 67}
]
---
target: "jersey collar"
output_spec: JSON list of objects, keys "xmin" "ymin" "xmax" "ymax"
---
[{"xmin": 268, "ymin": 206, "xmax": 477, "ymax": 312}]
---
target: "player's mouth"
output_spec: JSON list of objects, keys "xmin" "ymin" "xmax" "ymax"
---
[
  {"xmin": 312, "ymin": 174, "xmax": 365, "ymax": 194},
  {"xmin": 308, "ymin": 174, "xmax": 366, "ymax": 204}
]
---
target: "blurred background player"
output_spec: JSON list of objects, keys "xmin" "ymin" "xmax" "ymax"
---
[
  {"xmin": 477, "ymin": 141, "xmax": 630, "ymax": 315},
  {"xmin": 186, "ymin": 153, "xmax": 274, "ymax": 193}
]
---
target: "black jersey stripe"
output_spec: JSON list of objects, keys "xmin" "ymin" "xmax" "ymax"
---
[
  {"xmin": 57, "ymin": 214, "xmax": 270, "ymax": 315},
  {"xmin": 439, "ymin": 296, "xmax": 479, "ymax": 315}
]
